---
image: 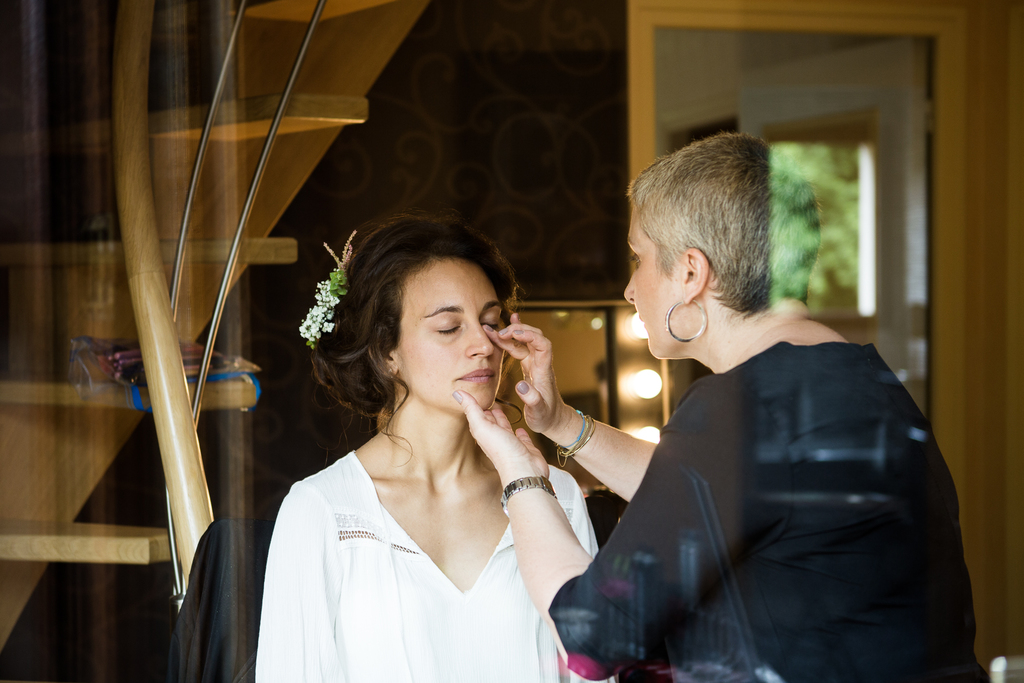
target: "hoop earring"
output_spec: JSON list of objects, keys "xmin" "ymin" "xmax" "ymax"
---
[{"xmin": 665, "ymin": 300, "xmax": 707, "ymax": 343}]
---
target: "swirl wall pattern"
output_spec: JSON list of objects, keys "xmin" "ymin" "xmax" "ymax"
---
[{"xmin": 249, "ymin": 0, "xmax": 630, "ymax": 515}]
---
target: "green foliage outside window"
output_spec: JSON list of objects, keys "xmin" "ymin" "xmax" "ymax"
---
[{"xmin": 769, "ymin": 142, "xmax": 861, "ymax": 312}]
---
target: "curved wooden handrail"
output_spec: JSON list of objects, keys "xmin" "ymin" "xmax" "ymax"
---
[{"xmin": 111, "ymin": 0, "xmax": 213, "ymax": 581}]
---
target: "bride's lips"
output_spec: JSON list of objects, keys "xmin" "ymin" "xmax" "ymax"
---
[{"xmin": 458, "ymin": 369, "xmax": 495, "ymax": 384}]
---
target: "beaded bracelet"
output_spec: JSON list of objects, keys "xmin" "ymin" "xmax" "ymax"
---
[{"xmin": 555, "ymin": 410, "xmax": 596, "ymax": 467}]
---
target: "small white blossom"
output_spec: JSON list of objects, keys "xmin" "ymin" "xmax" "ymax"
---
[{"xmin": 301, "ymin": 233, "xmax": 356, "ymax": 348}]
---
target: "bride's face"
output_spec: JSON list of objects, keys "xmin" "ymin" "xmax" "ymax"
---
[{"xmin": 390, "ymin": 258, "xmax": 504, "ymax": 415}]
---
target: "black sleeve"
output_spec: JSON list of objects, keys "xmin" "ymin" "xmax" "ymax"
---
[{"xmin": 549, "ymin": 376, "xmax": 786, "ymax": 680}]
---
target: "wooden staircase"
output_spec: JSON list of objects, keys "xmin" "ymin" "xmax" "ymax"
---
[{"xmin": 0, "ymin": 0, "xmax": 428, "ymax": 656}]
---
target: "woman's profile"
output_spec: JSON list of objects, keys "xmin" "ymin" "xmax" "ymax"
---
[{"xmin": 255, "ymin": 212, "xmax": 603, "ymax": 682}]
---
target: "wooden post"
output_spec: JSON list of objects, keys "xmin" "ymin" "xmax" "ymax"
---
[{"xmin": 111, "ymin": 0, "xmax": 212, "ymax": 580}]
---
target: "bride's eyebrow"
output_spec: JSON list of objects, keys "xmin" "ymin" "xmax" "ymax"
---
[
  {"xmin": 424, "ymin": 305, "xmax": 463, "ymax": 319},
  {"xmin": 423, "ymin": 301, "xmax": 501, "ymax": 319}
]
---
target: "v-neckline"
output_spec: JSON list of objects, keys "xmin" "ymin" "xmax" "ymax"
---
[{"xmin": 348, "ymin": 453, "xmax": 512, "ymax": 597}]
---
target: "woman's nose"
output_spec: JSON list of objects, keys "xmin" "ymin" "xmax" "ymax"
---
[
  {"xmin": 468, "ymin": 324, "xmax": 494, "ymax": 356},
  {"xmin": 624, "ymin": 275, "xmax": 636, "ymax": 305}
]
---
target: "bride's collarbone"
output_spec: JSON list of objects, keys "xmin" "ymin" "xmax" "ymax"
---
[{"xmin": 376, "ymin": 478, "xmax": 508, "ymax": 587}]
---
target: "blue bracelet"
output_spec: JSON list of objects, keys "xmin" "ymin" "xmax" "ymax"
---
[{"xmin": 568, "ymin": 409, "xmax": 586, "ymax": 447}]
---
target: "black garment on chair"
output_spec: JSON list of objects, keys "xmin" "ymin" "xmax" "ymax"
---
[{"xmin": 167, "ymin": 518, "xmax": 275, "ymax": 683}]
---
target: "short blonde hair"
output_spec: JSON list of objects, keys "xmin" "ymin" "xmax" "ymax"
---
[{"xmin": 627, "ymin": 133, "xmax": 771, "ymax": 316}]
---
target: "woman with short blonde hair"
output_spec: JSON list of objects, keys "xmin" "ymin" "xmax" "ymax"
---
[{"xmin": 457, "ymin": 133, "xmax": 985, "ymax": 683}]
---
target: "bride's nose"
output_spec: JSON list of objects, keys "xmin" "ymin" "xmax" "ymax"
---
[{"xmin": 467, "ymin": 324, "xmax": 494, "ymax": 356}]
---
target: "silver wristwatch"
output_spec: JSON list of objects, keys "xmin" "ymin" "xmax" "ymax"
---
[{"xmin": 501, "ymin": 476, "xmax": 556, "ymax": 515}]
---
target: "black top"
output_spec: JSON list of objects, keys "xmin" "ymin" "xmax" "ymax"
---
[
  {"xmin": 550, "ymin": 343, "xmax": 984, "ymax": 683},
  {"xmin": 168, "ymin": 519, "xmax": 275, "ymax": 683}
]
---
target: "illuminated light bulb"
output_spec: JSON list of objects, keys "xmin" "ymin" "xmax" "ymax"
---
[
  {"xmin": 629, "ymin": 369, "xmax": 663, "ymax": 399},
  {"xmin": 633, "ymin": 426, "xmax": 661, "ymax": 444},
  {"xmin": 590, "ymin": 316, "xmax": 604, "ymax": 330},
  {"xmin": 629, "ymin": 312, "xmax": 649, "ymax": 340}
]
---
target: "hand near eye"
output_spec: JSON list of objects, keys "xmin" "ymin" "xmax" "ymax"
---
[
  {"xmin": 485, "ymin": 313, "xmax": 571, "ymax": 438},
  {"xmin": 453, "ymin": 390, "xmax": 549, "ymax": 483}
]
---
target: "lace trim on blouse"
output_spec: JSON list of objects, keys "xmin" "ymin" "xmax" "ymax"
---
[
  {"xmin": 334, "ymin": 498, "xmax": 574, "ymax": 555},
  {"xmin": 335, "ymin": 512, "xmax": 419, "ymax": 555}
]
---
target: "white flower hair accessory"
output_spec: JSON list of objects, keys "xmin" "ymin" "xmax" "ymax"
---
[{"xmin": 300, "ymin": 231, "xmax": 356, "ymax": 349}]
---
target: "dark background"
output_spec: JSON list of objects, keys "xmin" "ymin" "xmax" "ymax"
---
[{"xmin": 0, "ymin": 0, "xmax": 629, "ymax": 680}]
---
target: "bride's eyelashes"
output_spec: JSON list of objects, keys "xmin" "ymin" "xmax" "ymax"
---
[{"xmin": 438, "ymin": 319, "xmax": 501, "ymax": 336}]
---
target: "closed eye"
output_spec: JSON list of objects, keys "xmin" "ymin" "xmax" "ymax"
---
[{"xmin": 439, "ymin": 327, "xmax": 460, "ymax": 335}]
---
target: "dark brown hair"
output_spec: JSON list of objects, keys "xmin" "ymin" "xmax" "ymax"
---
[{"xmin": 311, "ymin": 210, "xmax": 520, "ymax": 431}]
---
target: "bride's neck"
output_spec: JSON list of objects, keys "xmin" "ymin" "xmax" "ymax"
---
[{"xmin": 368, "ymin": 402, "xmax": 488, "ymax": 483}]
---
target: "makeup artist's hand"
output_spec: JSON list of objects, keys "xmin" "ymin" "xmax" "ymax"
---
[
  {"xmin": 485, "ymin": 313, "xmax": 580, "ymax": 445},
  {"xmin": 452, "ymin": 389, "xmax": 549, "ymax": 485}
]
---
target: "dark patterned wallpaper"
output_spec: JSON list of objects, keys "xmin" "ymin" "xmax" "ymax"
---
[
  {"xmin": 248, "ymin": 0, "xmax": 630, "ymax": 518},
  {"xmin": 0, "ymin": 1, "xmax": 628, "ymax": 680}
]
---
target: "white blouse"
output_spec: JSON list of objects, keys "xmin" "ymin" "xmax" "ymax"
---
[{"xmin": 255, "ymin": 453, "xmax": 605, "ymax": 683}]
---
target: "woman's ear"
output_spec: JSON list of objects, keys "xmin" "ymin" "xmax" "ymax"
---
[{"xmin": 676, "ymin": 247, "xmax": 712, "ymax": 304}]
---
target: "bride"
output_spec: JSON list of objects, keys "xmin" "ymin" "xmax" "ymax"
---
[{"xmin": 255, "ymin": 212, "xmax": 603, "ymax": 682}]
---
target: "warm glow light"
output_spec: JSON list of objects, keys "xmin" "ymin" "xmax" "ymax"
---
[
  {"xmin": 633, "ymin": 426, "xmax": 661, "ymax": 443},
  {"xmin": 629, "ymin": 369, "xmax": 662, "ymax": 399},
  {"xmin": 629, "ymin": 312, "xmax": 649, "ymax": 340},
  {"xmin": 590, "ymin": 316, "xmax": 604, "ymax": 330}
]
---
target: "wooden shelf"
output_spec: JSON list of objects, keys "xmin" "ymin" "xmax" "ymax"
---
[
  {"xmin": 246, "ymin": 0, "xmax": 395, "ymax": 22},
  {"xmin": 0, "ymin": 520, "xmax": 170, "ymax": 565},
  {"xmin": 0, "ymin": 237, "xmax": 297, "ymax": 267},
  {"xmin": 32, "ymin": 93, "xmax": 367, "ymax": 153},
  {"xmin": 149, "ymin": 93, "xmax": 367, "ymax": 141},
  {"xmin": 0, "ymin": 380, "xmax": 259, "ymax": 411}
]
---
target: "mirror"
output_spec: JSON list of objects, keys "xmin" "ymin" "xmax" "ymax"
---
[
  {"xmin": 503, "ymin": 303, "xmax": 665, "ymax": 491},
  {"xmin": 653, "ymin": 30, "xmax": 932, "ymax": 413}
]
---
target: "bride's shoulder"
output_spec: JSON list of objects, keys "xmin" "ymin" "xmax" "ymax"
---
[
  {"xmin": 546, "ymin": 466, "xmax": 581, "ymax": 492},
  {"xmin": 288, "ymin": 452, "xmax": 369, "ymax": 506},
  {"xmin": 547, "ymin": 467, "xmax": 587, "ymax": 517}
]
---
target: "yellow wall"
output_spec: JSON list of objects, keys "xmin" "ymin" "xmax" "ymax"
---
[
  {"xmin": 1005, "ymin": 0, "xmax": 1024, "ymax": 655},
  {"xmin": 629, "ymin": 0, "xmax": 1022, "ymax": 665}
]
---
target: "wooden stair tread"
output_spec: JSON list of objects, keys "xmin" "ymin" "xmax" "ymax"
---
[
  {"xmin": 247, "ymin": 0, "xmax": 395, "ymax": 22},
  {"xmin": 0, "ymin": 520, "xmax": 170, "ymax": 565},
  {"xmin": 0, "ymin": 237, "xmax": 297, "ymax": 267},
  {"xmin": 29, "ymin": 94, "xmax": 367, "ymax": 153},
  {"xmin": 149, "ymin": 93, "xmax": 368, "ymax": 141},
  {"xmin": 0, "ymin": 380, "xmax": 258, "ymax": 411}
]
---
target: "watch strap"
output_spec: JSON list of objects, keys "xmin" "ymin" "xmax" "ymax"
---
[{"xmin": 501, "ymin": 475, "xmax": 556, "ymax": 514}]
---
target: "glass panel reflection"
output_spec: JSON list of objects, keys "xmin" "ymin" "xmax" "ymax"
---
[{"xmin": 656, "ymin": 31, "xmax": 931, "ymax": 413}]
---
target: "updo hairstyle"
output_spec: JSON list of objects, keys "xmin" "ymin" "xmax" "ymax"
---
[{"xmin": 311, "ymin": 210, "xmax": 520, "ymax": 431}]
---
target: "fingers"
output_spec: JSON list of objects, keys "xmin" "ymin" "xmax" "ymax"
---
[
  {"xmin": 496, "ymin": 323, "xmax": 548, "ymax": 346},
  {"xmin": 515, "ymin": 380, "xmax": 544, "ymax": 407},
  {"xmin": 452, "ymin": 390, "xmax": 491, "ymax": 426},
  {"xmin": 490, "ymin": 407, "xmax": 513, "ymax": 431},
  {"xmin": 483, "ymin": 325, "xmax": 530, "ymax": 360},
  {"xmin": 514, "ymin": 428, "xmax": 535, "ymax": 449},
  {"xmin": 454, "ymin": 391, "xmax": 515, "ymax": 437}
]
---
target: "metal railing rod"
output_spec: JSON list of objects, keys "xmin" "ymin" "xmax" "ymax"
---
[
  {"xmin": 191, "ymin": 0, "xmax": 328, "ymax": 421},
  {"xmin": 165, "ymin": 486, "xmax": 184, "ymax": 598},
  {"xmin": 170, "ymin": 0, "xmax": 250, "ymax": 321},
  {"xmin": 166, "ymin": 0, "xmax": 251, "ymax": 603}
]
